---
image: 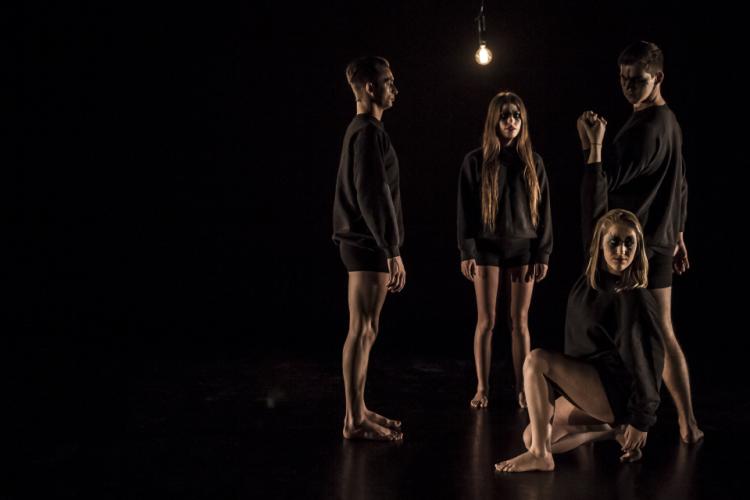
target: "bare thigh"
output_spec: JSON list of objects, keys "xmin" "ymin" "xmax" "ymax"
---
[{"xmin": 348, "ymin": 272, "xmax": 389, "ymax": 324}]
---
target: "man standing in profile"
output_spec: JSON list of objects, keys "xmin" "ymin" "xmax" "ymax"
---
[{"xmin": 333, "ymin": 56, "xmax": 405, "ymax": 441}]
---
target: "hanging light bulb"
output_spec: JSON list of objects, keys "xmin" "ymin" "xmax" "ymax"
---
[
  {"xmin": 475, "ymin": 43, "xmax": 493, "ymax": 65},
  {"xmin": 474, "ymin": 0, "xmax": 492, "ymax": 65}
]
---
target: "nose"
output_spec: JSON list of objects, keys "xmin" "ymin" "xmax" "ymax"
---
[
  {"xmin": 616, "ymin": 244, "xmax": 627, "ymax": 257},
  {"xmin": 392, "ymin": 85, "xmax": 398, "ymax": 95}
]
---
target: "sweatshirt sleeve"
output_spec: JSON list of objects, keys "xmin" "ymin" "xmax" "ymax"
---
[
  {"xmin": 457, "ymin": 153, "xmax": 480, "ymax": 261},
  {"xmin": 680, "ymin": 165, "xmax": 688, "ymax": 232},
  {"xmin": 353, "ymin": 126, "xmax": 400, "ymax": 258},
  {"xmin": 621, "ymin": 295, "xmax": 665, "ymax": 432},
  {"xmin": 580, "ymin": 156, "xmax": 609, "ymax": 253},
  {"xmin": 530, "ymin": 155, "xmax": 553, "ymax": 264}
]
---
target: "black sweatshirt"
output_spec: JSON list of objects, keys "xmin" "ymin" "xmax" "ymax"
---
[
  {"xmin": 332, "ymin": 114, "xmax": 404, "ymax": 258},
  {"xmin": 601, "ymin": 104, "xmax": 688, "ymax": 256},
  {"xmin": 457, "ymin": 147, "xmax": 553, "ymax": 263},
  {"xmin": 563, "ymin": 163, "xmax": 665, "ymax": 432}
]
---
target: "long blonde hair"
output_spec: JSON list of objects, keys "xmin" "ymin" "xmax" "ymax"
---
[
  {"xmin": 481, "ymin": 91, "xmax": 541, "ymax": 232},
  {"xmin": 586, "ymin": 209, "xmax": 649, "ymax": 292}
]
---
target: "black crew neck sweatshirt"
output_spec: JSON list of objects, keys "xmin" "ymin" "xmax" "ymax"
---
[
  {"xmin": 332, "ymin": 114, "xmax": 404, "ymax": 258},
  {"xmin": 456, "ymin": 147, "xmax": 553, "ymax": 263},
  {"xmin": 562, "ymin": 163, "xmax": 666, "ymax": 432},
  {"xmin": 599, "ymin": 104, "xmax": 688, "ymax": 256}
]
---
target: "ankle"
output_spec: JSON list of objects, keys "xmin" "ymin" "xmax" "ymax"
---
[{"xmin": 528, "ymin": 446, "xmax": 551, "ymax": 459}]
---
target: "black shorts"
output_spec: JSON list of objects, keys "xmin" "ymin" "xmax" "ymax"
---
[
  {"xmin": 339, "ymin": 243, "xmax": 388, "ymax": 273},
  {"xmin": 647, "ymin": 251, "xmax": 673, "ymax": 289},
  {"xmin": 475, "ymin": 238, "xmax": 531, "ymax": 268}
]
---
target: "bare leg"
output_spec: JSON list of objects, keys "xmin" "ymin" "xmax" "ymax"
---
[
  {"xmin": 496, "ymin": 349, "xmax": 615, "ymax": 472},
  {"xmin": 649, "ymin": 287, "xmax": 703, "ymax": 443},
  {"xmin": 353, "ymin": 284, "xmax": 401, "ymax": 430},
  {"xmin": 342, "ymin": 271, "xmax": 402, "ymax": 441},
  {"xmin": 509, "ymin": 266, "xmax": 534, "ymax": 408},
  {"xmin": 470, "ymin": 266, "xmax": 500, "ymax": 409},
  {"xmin": 523, "ymin": 397, "xmax": 614, "ymax": 453}
]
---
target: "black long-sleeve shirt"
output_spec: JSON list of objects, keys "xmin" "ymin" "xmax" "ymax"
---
[
  {"xmin": 602, "ymin": 104, "xmax": 688, "ymax": 256},
  {"xmin": 563, "ymin": 163, "xmax": 665, "ymax": 432},
  {"xmin": 332, "ymin": 114, "xmax": 404, "ymax": 258},
  {"xmin": 457, "ymin": 147, "xmax": 553, "ymax": 263}
]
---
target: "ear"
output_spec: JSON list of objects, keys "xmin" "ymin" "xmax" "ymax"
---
[
  {"xmin": 654, "ymin": 71, "xmax": 665, "ymax": 85},
  {"xmin": 364, "ymin": 81, "xmax": 376, "ymax": 98}
]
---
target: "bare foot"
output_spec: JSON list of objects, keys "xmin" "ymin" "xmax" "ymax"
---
[
  {"xmin": 343, "ymin": 419, "xmax": 403, "ymax": 441},
  {"xmin": 495, "ymin": 450, "xmax": 554, "ymax": 473},
  {"xmin": 614, "ymin": 428, "xmax": 643, "ymax": 462},
  {"xmin": 679, "ymin": 421, "xmax": 704, "ymax": 443},
  {"xmin": 518, "ymin": 391, "xmax": 527, "ymax": 409},
  {"xmin": 619, "ymin": 448, "xmax": 643, "ymax": 462},
  {"xmin": 470, "ymin": 390, "xmax": 489, "ymax": 409},
  {"xmin": 365, "ymin": 409, "xmax": 402, "ymax": 430}
]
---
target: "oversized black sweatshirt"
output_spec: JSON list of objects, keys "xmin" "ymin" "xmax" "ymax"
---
[
  {"xmin": 457, "ymin": 147, "xmax": 553, "ymax": 263},
  {"xmin": 332, "ymin": 114, "xmax": 404, "ymax": 258},
  {"xmin": 601, "ymin": 104, "xmax": 688, "ymax": 256},
  {"xmin": 563, "ymin": 163, "xmax": 665, "ymax": 432}
]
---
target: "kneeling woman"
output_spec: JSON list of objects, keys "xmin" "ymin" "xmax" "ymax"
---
[{"xmin": 495, "ymin": 114, "xmax": 665, "ymax": 472}]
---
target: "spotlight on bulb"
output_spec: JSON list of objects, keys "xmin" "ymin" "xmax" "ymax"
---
[{"xmin": 475, "ymin": 43, "xmax": 493, "ymax": 65}]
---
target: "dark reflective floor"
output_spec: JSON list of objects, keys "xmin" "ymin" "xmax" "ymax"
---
[
  {"xmin": 11, "ymin": 354, "xmax": 741, "ymax": 498},
  {"xmin": 120, "ymin": 356, "xmax": 738, "ymax": 499}
]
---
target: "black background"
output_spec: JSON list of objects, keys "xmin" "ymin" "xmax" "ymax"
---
[{"xmin": 12, "ymin": 0, "xmax": 744, "ymax": 440}]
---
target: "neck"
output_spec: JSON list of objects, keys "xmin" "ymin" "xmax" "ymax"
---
[
  {"xmin": 604, "ymin": 265, "xmax": 623, "ymax": 276},
  {"xmin": 633, "ymin": 87, "xmax": 666, "ymax": 112},
  {"xmin": 356, "ymin": 101, "xmax": 384, "ymax": 121}
]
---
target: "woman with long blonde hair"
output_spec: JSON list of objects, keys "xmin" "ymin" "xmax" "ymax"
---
[
  {"xmin": 457, "ymin": 91, "xmax": 553, "ymax": 409},
  {"xmin": 495, "ymin": 113, "xmax": 665, "ymax": 472}
]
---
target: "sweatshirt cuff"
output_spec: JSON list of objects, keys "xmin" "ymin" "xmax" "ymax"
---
[
  {"xmin": 532, "ymin": 252, "xmax": 550, "ymax": 265},
  {"xmin": 627, "ymin": 414, "xmax": 655, "ymax": 433},
  {"xmin": 459, "ymin": 239, "xmax": 478, "ymax": 261},
  {"xmin": 383, "ymin": 246, "xmax": 400, "ymax": 259}
]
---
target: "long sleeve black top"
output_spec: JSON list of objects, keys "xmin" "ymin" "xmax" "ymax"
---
[
  {"xmin": 602, "ymin": 104, "xmax": 688, "ymax": 256},
  {"xmin": 563, "ymin": 163, "xmax": 665, "ymax": 432},
  {"xmin": 332, "ymin": 114, "xmax": 404, "ymax": 258},
  {"xmin": 457, "ymin": 147, "xmax": 553, "ymax": 263}
]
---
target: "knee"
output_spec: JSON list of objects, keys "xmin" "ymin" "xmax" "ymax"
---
[
  {"xmin": 348, "ymin": 320, "xmax": 379, "ymax": 342},
  {"xmin": 658, "ymin": 318, "xmax": 678, "ymax": 340},
  {"xmin": 509, "ymin": 312, "xmax": 529, "ymax": 333},
  {"xmin": 524, "ymin": 348, "xmax": 549, "ymax": 376},
  {"xmin": 476, "ymin": 316, "xmax": 496, "ymax": 335}
]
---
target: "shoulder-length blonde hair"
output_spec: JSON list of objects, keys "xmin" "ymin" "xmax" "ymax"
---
[
  {"xmin": 586, "ymin": 209, "xmax": 649, "ymax": 292},
  {"xmin": 480, "ymin": 91, "xmax": 541, "ymax": 232}
]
